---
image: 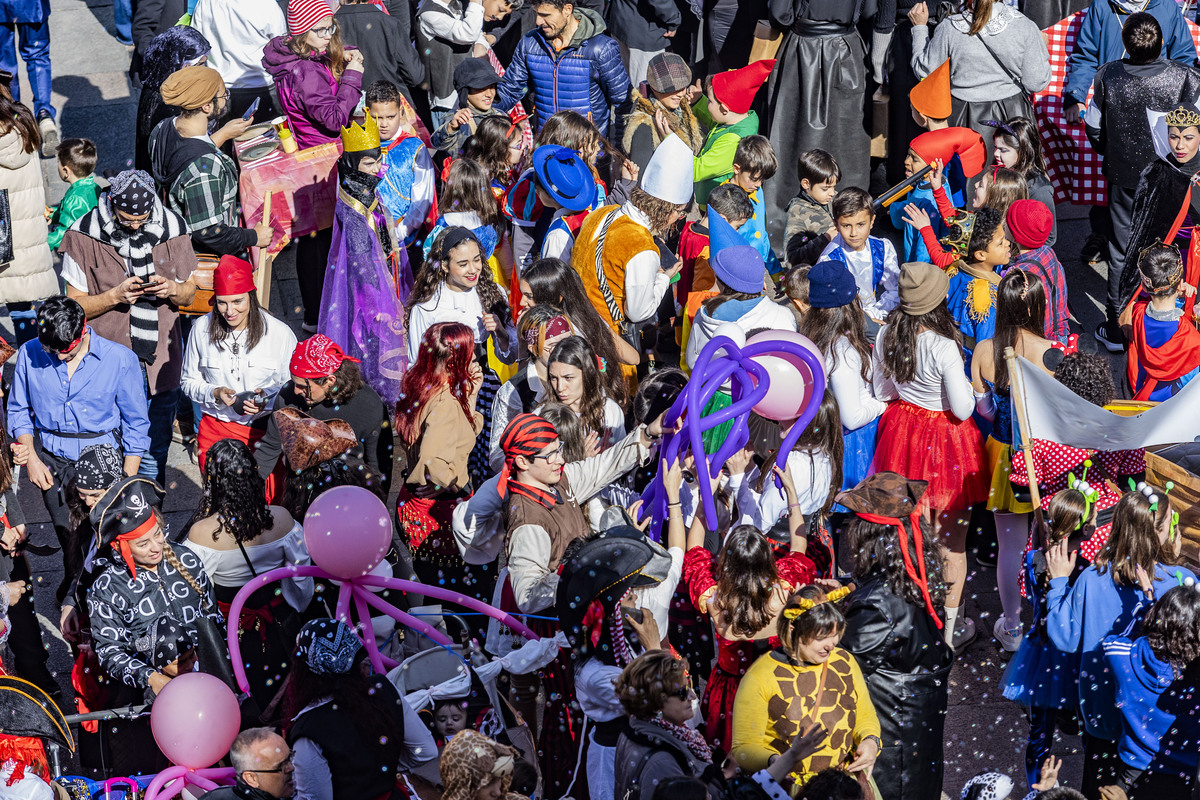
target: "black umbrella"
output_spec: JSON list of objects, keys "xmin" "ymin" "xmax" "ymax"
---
[{"xmin": 0, "ymin": 676, "xmax": 73, "ymax": 751}]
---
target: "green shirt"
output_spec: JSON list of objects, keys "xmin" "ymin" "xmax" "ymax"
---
[
  {"xmin": 48, "ymin": 175, "xmax": 100, "ymax": 251},
  {"xmin": 693, "ymin": 110, "xmax": 758, "ymax": 207}
]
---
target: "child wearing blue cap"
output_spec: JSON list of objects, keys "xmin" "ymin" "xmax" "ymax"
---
[{"xmin": 530, "ymin": 145, "xmax": 597, "ymax": 263}]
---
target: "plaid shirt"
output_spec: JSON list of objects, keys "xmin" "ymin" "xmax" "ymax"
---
[
  {"xmin": 167, "ymin": 149, "xmax": 240, "ymax": 234},
  {"xmin": 1012, "ymin": 245, "xmax": 1070, "ymax": 341}
]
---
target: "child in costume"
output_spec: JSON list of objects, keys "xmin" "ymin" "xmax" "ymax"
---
[
  {"xmin": 725, "ymin": 135, "xmax": 781, "ymax": 276},
  {"xmin": 907, "ymin": 59, "xmax": 971, "ymax": 206},
  {"xmin": 317, "ymin": 111, "xmax": 408, "ymax": 405},
  {"xmin": 783, "ymin": 149, "xmax": 839, "ymax": 268},
  {"xmin": 531, "ymin": 145, "xmax": 597, "ymax": 263},
  {"xmin": 1126, "ymin": 242, "xmax": 1200, "ymax": 401},
  {"xmin": 943, "ymin": 207, "xmax": 1009, "ymax": 371},
  {"xmin": 678, "ymin": 183, "xmax": 753, "ymax": 301},
  {"xmin": 693, "ymin": 59, "xmax": 774, "ymax": 207},
  {"xmin": 819, "ymin": 187, "xmax": 899, "ymax": 334},
  {"xmin": 367, "ymin": 81, "xmax": 436, "ymax": 304},
  {"xmin": 888, "ymin": 128, "xmax": 987, "ymax": 264},
  {"xmin": 1007, "ymin": 199, "xmax": 1070, "ymax": 343}
]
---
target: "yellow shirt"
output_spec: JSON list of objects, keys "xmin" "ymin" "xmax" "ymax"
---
[{"xmin": 731, "ymin": 648, "xmax": 880, "ymax": 791}]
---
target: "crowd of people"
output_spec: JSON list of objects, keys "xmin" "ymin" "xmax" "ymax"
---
[{"xmin": 0, "ymin": 0, "xmax": 1198, "ymax": 799}]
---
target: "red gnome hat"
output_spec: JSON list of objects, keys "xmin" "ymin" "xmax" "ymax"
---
[
  {"xmin": 711, "ymin": 59, "xmax": 776, "ymax": 115},
  {"xmin": 910, "ymin": 127, "xmax": 988, "ymax": 178}
]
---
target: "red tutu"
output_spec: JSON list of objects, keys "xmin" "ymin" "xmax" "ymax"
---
[{"xmin": 872, "ymin": 401, "xmax": 988, "ymax": 512}]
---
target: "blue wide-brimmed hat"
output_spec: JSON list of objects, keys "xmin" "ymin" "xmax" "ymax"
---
[
  {"xmin": 531, "ymin": 145, "xmax": 596, "ymax": 213},
  {"xmin": 708, "ymin": 206, "xmax": 763, "ymax": 294}
]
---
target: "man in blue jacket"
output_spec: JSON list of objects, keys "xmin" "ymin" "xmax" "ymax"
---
[
  {"xmin": 1063, "ymin": 0, "xmax": 1197, "ymax": 124},
  {"xmin": 495, "ymin": 0, "xmax": 633, "ymax": 138}
]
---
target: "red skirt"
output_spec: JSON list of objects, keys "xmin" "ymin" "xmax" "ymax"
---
[
  {"xmin": 198, "ymin": 414, "xmax": 268, "ymax": 472},
  {"xmin": 872, "ymin": 401, "xmax": 988, "ymax": 512}
]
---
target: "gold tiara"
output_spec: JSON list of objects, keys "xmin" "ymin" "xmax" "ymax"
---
[
  {"xmin": 939, "ymin": 210, "xmax": 976, "ymax": 257},
  {"xmin": 1165, "ymin": 106, "xmax": 1200, "ymax": 128},
  {"xmin": 783, "ymin": 584, "xmax": 854, "ymax": 619}
]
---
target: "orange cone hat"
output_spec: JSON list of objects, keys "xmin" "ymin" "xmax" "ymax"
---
[
  {"xmin": 910, "ymin": 127, "xmax": 988, "ymax": 178},
  {"xmin": 910, "ymin": 59, "xmax": 952, "ymax": 120},
  {"xmin": 712, "ymin": 59, "xmax": 776, "ymax": 115}
]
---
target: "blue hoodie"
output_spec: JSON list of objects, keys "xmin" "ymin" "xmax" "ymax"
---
[
  {"xmin": 1044, "ymin": 562, "xmax": 1194, "ymax": 739},
  {"xmin": 1103, "ymin": 635, "xmax": 1200, "ymax": 774}
]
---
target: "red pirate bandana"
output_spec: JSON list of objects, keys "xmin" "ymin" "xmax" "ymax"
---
[
  {"xmin": 497, "ymin": 413, "xmax": 558, "ymax": 500},
  {"xmin": 290, "ymin": 334, "xmax": 361, "ymax": 379}
]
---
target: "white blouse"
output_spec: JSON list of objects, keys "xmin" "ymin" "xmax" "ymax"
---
[
  {"xmin": 828, "ymin": 335, "xmax": 886, "ymax": 432},
  {"xmin": 180, "ymin": 311, "xmax": 297, "ymax": 423},
  {"xmin": 871, "ymin": 327, "xmax": 975, "ymax": 420},
  {"xmin": 729, "ymin": 449, "xmax": 834, "ymax": 530},
  {"xmin": 188, "ymin": 521, "xmax": 313, "ymax": 612},
  {"xmin": 488, "ymin": 363, "xmax": 549, "ymax": 472},
  {"xmin": 406, "ymin": 282, "xmax": 518, "ymax": 366}
]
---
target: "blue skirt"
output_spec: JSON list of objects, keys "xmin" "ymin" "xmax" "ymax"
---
[
  {"xmin": 1001, "ymin": 630, "xmax": 1078, "ymax": 710},
  {"xmin": 833, "ymin": 417, "xmax": 879, "ymax": 513}
]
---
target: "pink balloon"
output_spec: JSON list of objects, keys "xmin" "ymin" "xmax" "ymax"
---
[
  {"xmin": 745, "ymin": 330, "xmax": 827, "ymax": 422},
  {"xmin": 303, "ymin": 486, "xmax": 392, "ymax": 579},
  {"xmin": 150, "ymin": 673, "xmax": 241, "ymax": 769}
]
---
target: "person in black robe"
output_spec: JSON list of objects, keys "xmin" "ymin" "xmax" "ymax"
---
[{"xmin": 763, "ymin": 0, "xmax": 870, "ymax": 250}]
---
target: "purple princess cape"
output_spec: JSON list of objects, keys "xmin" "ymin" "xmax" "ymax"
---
[{"xmin": 317, "ymin": 187, "xmax": 407, "ymax": 406}]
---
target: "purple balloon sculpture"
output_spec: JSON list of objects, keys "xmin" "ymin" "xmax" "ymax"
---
[{"xmin": 639, "ymin": 333, "xmax": 827, "ymax": 536}]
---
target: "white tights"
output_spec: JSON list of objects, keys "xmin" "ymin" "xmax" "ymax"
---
[{"xmin": 995, "ymin": 511, "xmax": 1029, "ymax": 627}]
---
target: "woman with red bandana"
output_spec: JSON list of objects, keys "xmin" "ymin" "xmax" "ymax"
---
[
  {"xmin": 86, "ymin": 476, "xmax": 221, "ymax": 697},
  {"xmin": 180, "ymin": 256, "xmax": 297, "ymax": 471}
]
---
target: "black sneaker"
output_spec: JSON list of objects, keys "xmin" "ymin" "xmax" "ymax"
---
[{"xmin": 1095, "ymin": 320, "xmax": 1126, "ymax": 353}]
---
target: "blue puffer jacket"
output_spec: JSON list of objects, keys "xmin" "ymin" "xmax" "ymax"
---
[{"xmin": 496, "ymin": 7, "xmax": 633, "ymax": 139}]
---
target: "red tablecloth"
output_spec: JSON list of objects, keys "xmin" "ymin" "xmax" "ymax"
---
[{"xmin": 1034, "ymin": 10, "xmax": 1200, "ymax": 206}]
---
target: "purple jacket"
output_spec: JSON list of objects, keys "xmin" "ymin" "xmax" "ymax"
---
[{"xmin": 261, "ymin": 37, "xmax": 363, "ymax": 149}]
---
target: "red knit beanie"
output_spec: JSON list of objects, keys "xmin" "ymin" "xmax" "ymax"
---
[
  {"xmin": 1005, "ymin": 199, "xmax": 1054, "ymax": 250},
  {"xmin": 288, "ymin": 0, "xmax": 333, "ymax": 35},
  {"xmin": 711, "ymin": 59, "xmax": 775, "ymax": 115}
]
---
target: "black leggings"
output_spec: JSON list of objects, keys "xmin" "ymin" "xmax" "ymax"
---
[{"xmin": 297, "ymin": 227, "xmax": 334, "ymax": 327}]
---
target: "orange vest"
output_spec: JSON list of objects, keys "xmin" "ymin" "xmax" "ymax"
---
[{"xmin": 571, "ymin": 205, "xmax": 659, "ymax": 334}]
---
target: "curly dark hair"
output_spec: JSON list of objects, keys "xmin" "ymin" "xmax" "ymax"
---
[
  {"xmin": 1141, "ymin": 586, "xmax": 1200, "ymax": 675},
  {"xmin": 281, "ymin": 455, "xmax": 387, "ymax": 520},
  {"xmin": 799, "ymin": 768, "xmax": 864, "ymax": 800},
  {"xmin": 966, "ymin": 206, "xmax": 1004, "ymax": 262},
  {"xmin": 846, "ymin": 517, "xmax": 948, "ymax": 610},
  {"xmin": 1054, "ymin": 353, "xmax": 1115, "ymax": 407},
  {"xmin": 405, "ymin": 226, "xmax": 508, "ymax": 330},
  {"xmin": 193, "ymin": 439, "xmax": 273, "ymax": 544},
  {"xmin": 629, "ymin": 186, "xmax": 684, "ymax": 238},
  {"xmin": 324, "ymin": 358, "xmax": 366, "ymax": 404}
]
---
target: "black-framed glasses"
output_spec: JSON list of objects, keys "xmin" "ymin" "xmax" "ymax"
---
[
  {"xmin": 244, "ymin": 753, "xmax": 293, "ymax": 774},
  {"xmin": 669, "ymin": 684, "xmax": 694, "ymax": 701},
  {"xmin": 311, "ymin": 22, "xmax": 338, "ymax": 37},
  {"xmin": 533, "ymin": 444, "xmax": 564, "ymax": 462}
]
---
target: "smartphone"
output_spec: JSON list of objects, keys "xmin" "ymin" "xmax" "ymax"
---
[{"xmin": 242, "ymin": 97, "xmax": 261, "ymax": 121}]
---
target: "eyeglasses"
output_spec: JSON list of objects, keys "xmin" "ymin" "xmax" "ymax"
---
[
  {"xmin": 311, "ymin": 23, "xmax": 337, "ymax": 37},
  {"xmin": 669, "ymin": 685, "xmax": 694, "ymax": 701},
  {"xmin": 532, "ymin": 444, "xmax": 564, "ymax": 462},
  {"xmin": 244, "ymin": 753, "xmax": 294, "ymax": 774}
]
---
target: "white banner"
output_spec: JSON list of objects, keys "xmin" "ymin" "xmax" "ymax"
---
[{"xmin": 1012, "ymin": 355, "xmax": 1200, "ymax": 450}]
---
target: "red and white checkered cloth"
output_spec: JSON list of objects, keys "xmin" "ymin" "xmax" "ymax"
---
[{"xmin": 1034, "ymin": 10, "xmax": 1200, "ymax": 206}]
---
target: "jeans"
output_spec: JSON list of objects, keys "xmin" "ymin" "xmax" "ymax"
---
[
  {"xmin": 0, "ymin": 20, "xmax": 55, "ymax": 119},
  {"xmin": 139, "ymin": 382, "xmax": 180, "ymax": 484},
  {"xmin": 113, "ymin": 0, "xmax": 132, "ymax": 45}
]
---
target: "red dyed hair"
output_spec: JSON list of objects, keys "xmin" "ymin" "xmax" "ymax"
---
[
  {"xmin": 396, "ymin": 322, "xmax": 477, "ymax": 446},
  {"xmin": 0, "ymin": 736, "xmax": 49, "ymax": 785}
]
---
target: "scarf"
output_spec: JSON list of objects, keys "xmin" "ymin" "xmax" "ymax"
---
[
  {"xmin": 856, "ymin": 509, "xmax": 943, "ymax": 629},
  {"xmin": 648, "ymin": 715, "xmax": 711, "ymax": 763},
  {"xmin": 1127, "ymin": 300, "xmax": 1200, "ymax": 400},
  {"xmin": 79, "ymin": 196, "xmax": 186, "ymax": 364}
]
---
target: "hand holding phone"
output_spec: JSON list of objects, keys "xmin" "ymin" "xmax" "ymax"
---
[{"xmin": 242, "ymin": 97, "xmax": 261, "ymax": 121}]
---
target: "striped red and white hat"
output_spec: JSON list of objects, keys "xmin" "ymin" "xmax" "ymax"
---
[{"xmin": 287, "ymin": 0, "xmax": 333, "ymax": 35}]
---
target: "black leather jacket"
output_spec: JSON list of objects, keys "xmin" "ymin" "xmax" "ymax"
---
[{"xmin": 840, "ymin": 569, "xmax": 954, "ymax": 800}]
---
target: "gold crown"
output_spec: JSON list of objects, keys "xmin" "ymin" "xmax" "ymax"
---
[
  {"xmin": 939, "ymin": 210, "xmax": 976, "ymax": 257},
  {"xmin": 340, "ymin": 111, "xmax": 380, "ymax": 153},
  {"xmin": 782, "ymin": 585, "xmax": 854, "ymax": 619},
  {"xmin": 1165, "ymin": 106, "xmax": 1200, "ymax": 128}
]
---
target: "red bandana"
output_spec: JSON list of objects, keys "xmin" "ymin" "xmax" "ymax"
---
[
  {"xmin": 497, "ymin": 413, "xmax": 558, "ymax": 499},
  {"xmin": 290, "ymin": 334, "xmax": 361, "ymax": 379},
  {"xmin": 855, "ymin": 509, "xmax": 943, "ymax": 630},
  {"xmin": 110, "ymin": 512, "xmax": 158, "ymax": 579}
]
